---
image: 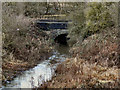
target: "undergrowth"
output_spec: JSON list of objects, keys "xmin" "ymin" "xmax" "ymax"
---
[
  {"xmin": 2, "ymin": 3, "xmax": 52, "ymax": 82},
  {"xmin": 41, "ymin": 27, "xmax": 120, "ymax": 88}
]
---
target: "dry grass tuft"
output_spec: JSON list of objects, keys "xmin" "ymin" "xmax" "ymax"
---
[
  {"xmin": 41, "ymin": 27, "xmax": 120, "ymax": 88},
  {"xmin": 2, "ymin": 5, "xmax": 52, "ymax": 83},
  {"xmin": 71, "ymin": 28, "xmax": 119, "ymax": 67},
  {"xmin": 42, "ymin": 58, "xmax": 119, "ymax": 88}
]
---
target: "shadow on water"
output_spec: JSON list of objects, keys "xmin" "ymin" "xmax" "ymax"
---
[{"xmin": 54, "ymin": 44, "xmax": 70, "ymax": 56}]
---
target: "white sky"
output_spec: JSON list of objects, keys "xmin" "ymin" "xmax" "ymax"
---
[{"xmin": 1, "ymin": 0, "xmax": 120, "ymax": 2}]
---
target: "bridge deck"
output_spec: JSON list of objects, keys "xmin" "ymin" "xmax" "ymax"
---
[
  {"xmin": 36, "ymin": 19, "xmax": 72, "ymax": 30},
  {"xmin": 36, "ymin": 19, "xmax": 72, "ymax": 22}
]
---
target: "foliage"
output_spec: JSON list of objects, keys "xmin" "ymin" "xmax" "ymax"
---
[
  {"xmin": 68, "ymin": 2, "xmax": 116, "ymax": 45},
  {"xmin": 2, "ymin": 3, "xmax": 51, "ymax": 62},
  {"xmin": 42, "ymin": 57, "xmax": 119, "ymax": 88},
  {"xmin": 2, "ymin": 2, "xmax": 63, "ymax": 18},
  {"xmin": 2, "ymin": 2, "xmax": 119, "ymax": 87},
  {"xmin": 71, "ymin": 27, "xmax": 119, "ymax": 67},
  {"xmin": 2, "ymin": 2, "xmax": 53, "ymax": 83},
  {"xmin": 41, "ymin": 27, "xmax": 120, "ymax": 88},
  {"xmin": 67, "ymin": 3, "xmax": 86, "ymax": 46},
  {"xmin": 41, "ymin": 3, "xmax": 119, "ymax": 88},
  {"xmin": 24, "ymin": 2, "xmax": 48, "ymax": 17},
  {"xmin": 85, "ymin": 2, "xmax": 114, "ymax": 35},
  {"xmin": 68, "ymin": 3, "xmax": 85, "ymax": 35}
]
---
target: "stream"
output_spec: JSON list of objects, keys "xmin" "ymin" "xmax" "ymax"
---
[{"xmin": 2, "ymin": 45, "xmax": 69, "ymax": 89}]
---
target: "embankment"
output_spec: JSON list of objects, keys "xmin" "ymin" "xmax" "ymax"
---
[
  {"xmin": 40, "ymin": 27, "xmax": 120, "ymax": 88},
  {"xmin": 2, "ymin": 14, "xmax": 53, "ymax": 84}
]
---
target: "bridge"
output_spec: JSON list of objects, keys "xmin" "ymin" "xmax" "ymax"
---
[
  {"xmin": 35, "ymin": 19, "xmax": 71, "ymax": 30},
  {"xmin": 35, "ymin": 19, "xmax": 72, "ymax": 44}
]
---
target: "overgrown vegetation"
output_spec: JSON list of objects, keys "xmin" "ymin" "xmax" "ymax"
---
[
  {"xmin": 40, "ymin": 2, "xmax": 120, "ymax": 88},
  {"xmin": 42, "ymin": 58, "xmax": 119, "ymax": 88},
  {"xmin": 85, "ymin": 3, "xmax": 114, "ymax": 34},
  {"xmin": 2, "ymin": 2, "xmax": 52, "ymax": 83},
  {"xmin": 2, "ymin": 2, "xmax": 120, "ymax": 88},
  {"xmin": 41, "ymin": 27, "xmax": 120, "ymax": 88},
  {"xmin": 68, "ymin": 2, "xmax": 117, "ymax": 46}
]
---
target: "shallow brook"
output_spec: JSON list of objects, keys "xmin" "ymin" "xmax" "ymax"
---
[{"xmin": 2, "ymin": 45, "xmax": 69, "ymax": 89}]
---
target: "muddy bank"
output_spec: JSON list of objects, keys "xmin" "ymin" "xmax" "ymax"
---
[{"xmin": 2, "ymin": 48, "xmax": 52, "ymax": 85}]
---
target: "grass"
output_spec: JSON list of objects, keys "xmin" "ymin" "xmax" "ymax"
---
[
  {"xmin": 40, "ymin": 27, "xmax": 120, "ymax": 88},
  {"xmin": 42, "ymin": 58, "xmax": 119, "ymax": 88},
  {"xmin": 2, "ymin": 2, "xmax": 120, "ymax": 88},
  {"xmin": 71, "ymin": 27, "xmax": 119, "ymax": 67},
  {"xmin": 2, "ymin": 11, "xmax": 52, "ymax": 84}
]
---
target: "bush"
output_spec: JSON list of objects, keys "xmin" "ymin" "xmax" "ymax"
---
[
  {"xmin": 70, "ymin": 27, "xmax": 119, "ymax": 67},
  {"xmin": 67, "ymin": 3, "xmax": 86, "ymax": 46},
  {"xmin": 68, "ymin": 2, "xmax": 116, "ymax": 44},
  {"xmin": 2, "ymin": 3, "xmax": 51, "ymax": 62},
  {"xmin": 85, "ymin": 2, "xmax": 114, "ymax": 35}
]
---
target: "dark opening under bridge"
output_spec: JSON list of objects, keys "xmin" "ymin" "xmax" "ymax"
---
[{"xmin": 35, "ymin": 19, "xmax": 72, "ymax": 45}]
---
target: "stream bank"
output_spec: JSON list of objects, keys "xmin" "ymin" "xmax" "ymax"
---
[
  {"xmin": 40, "ymin": 28, "xmax": 120, "ymax": 88},
  {"xmin": 2, "ymin": 47, "xmax": 52, "ymax": 86},
  {"xmin": 2, "ymin": 44, "xmax": 70, "ymax": 88}
]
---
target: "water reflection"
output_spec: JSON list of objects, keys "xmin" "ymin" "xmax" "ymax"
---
[{"xmin": 54, "ymin": 44, "xmax": 70, "ymax": 56}]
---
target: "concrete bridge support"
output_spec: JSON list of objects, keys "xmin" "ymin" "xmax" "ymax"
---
[{"xmin": 45, "ymin": 29, "xmax": 69, "ymax": 45}]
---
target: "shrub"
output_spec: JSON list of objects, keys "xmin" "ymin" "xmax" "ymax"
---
[
  {"xmin": 68, "ymin": 2, "xmax": 116, "ymax": 44},
  {"xmin": 2, "ymin": 3, "xmax": 51, "ymax": 62},
  {"xmin": 67, "ymin": 3, "xmax": 86, "ymax": 46},
  {"xmin": 85, "ymin": 2, "xmax": 114, "ymax": 35},
  {"xmin": 70, "ymin": 27, "xmax": 119, "ymax": 67}
]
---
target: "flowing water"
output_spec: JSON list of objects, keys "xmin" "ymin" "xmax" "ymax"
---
[{"xmin": 2, "ymin": 45, "xmax": 69, "ymax": 89}]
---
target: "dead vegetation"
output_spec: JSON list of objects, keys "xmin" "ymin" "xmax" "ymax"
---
[
  {"xmin": 2, "ymin": 4, "xmax": 52, "ymax": 83},
  {"xmin": 71, "ymin": 27, "xmax": 119, "ymax": 67},
  {"xmin": 42, "ymin": 58, "xmax": 119, "ymax": 88},
  {"xmin": 2, "ymin": 19, "xmax": 52, "ymax": 84},
  {"xmin": 41, "ymin": 27, "xmax": 120, "ymax": 88},
  {"xmin": 2, "ymin": 2, "xmax": 120, "ymax": 88}
]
